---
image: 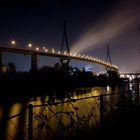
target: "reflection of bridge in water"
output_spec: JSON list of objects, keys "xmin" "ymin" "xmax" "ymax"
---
[{"xmin": 0, "ymin": 46, "xmax": 119, "ymax": 72}]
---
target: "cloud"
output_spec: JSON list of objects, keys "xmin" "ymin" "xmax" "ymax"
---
[{"xmin": 70, "ymin": 0, "xmax": 140, "ymax": 54}]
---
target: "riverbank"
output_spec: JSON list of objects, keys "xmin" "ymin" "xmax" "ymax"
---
[{"xmin": 93, "ymin": 105, "xmax": 140, "ymax": 139}]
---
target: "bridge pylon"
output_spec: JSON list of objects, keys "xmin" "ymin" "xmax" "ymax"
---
[
  {"xmin": 105, "ymin": 45, "xmax": 113, "ymax": 71},
  {"xmin": 60, "ymin": 20, "xmax": 71, "ymax": 66},
  {"xmin": 105, "ymin": 45, "xmax": 119, "ymax": 77}
]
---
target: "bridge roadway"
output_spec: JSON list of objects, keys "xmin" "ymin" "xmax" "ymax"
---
[
  {"xmin": 120, "ymin": 72, "xmax": 140, "ymax": 76},
  {"xmin": 120, "ymin": 72, "xmax": 140, "ymax": 80},
  {"xmin": 0, "ymin": 46, "xmax": 119, "ymax": 71}
]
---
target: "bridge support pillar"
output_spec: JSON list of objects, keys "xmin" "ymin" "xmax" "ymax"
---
[{"xmin": 31, "ymin": 54, "xmax": 37, "ymax": 72}]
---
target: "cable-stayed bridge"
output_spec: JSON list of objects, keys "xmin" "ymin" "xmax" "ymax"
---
[{"xmin": 0, "ymin": 45, "xmax": 119, "ymax": 72}]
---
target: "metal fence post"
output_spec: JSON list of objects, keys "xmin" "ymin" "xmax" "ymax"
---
[
  {"xmin": 28, "ymin": 104, "xmax": 33, "ymax": 140},
  {"xmin": 100, "ymin": 94, "xmax": 104, "ymax": 128}
]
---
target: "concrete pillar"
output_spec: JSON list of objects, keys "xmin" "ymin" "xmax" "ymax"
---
[{"xmin": 31, "ymin": 54, "xmax": 37, "ymax": 72}]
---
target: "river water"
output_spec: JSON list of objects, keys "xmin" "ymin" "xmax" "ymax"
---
[{"xmin": 0, "ymin": 86, "xmax": 122, "ymax": 140}]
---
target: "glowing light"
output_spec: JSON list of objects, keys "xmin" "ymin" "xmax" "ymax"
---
[
  {"xmin": 51, "ymin": 48, "xmax": 55, "ymax": 53},
  {"xmin": 72, "ymin": 53, "xmax": 77, "ymax": 57},
  {"xmin": 35, "ymin": 47, "xmax": 39, "ymax": 51},
  {"xmin": 42, "ymin": 46, "xmax": 46, "ymax": 50},
  {"xmin": 11, "ymin": 40, "xmax": 16, "ymax": 45},
  {"xmin": 28, "ymin": 43, "xmax": 32, "ymax": 48},
  {"xmin": 81, "ymin": 54, "xmax": 85, "ymax": 58},
  {"xmin": 6, "ymin": 103, "xmax": 22, "ymax": 140},
  {"xmin": 64, "ymin": 51, "xmax": 67, "ymax": 55},
  {"xmin": 77, "ymin": 53, "xmax": 81, "ymax": 57},
  {"xmin": 106, "ymin": 85, "xmax": 110, "ymax": 92},
  {"xmin": 45, "ymin": 49, "xmax": 48, "ymax": 52}
]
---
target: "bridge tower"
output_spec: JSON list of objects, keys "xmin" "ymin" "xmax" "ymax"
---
[
  {"xmin": 105, "ymin": 45, "xmax": 119, "ymax": 78},
  {"xmin": 60, "ymin": 20, "xmax": 71, "ymax": 65},
  {"xmin": 106, "ymin": 45, "xmax": 112, "ymax": 65},
  {"xmin": 105, "ymin": 45, "xmax": 112, "ymax": 72}
]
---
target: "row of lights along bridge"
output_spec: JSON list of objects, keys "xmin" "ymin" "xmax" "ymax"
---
[{"xmin": 9, "ymin": 40, "xmax": 118, "ymax": 70}]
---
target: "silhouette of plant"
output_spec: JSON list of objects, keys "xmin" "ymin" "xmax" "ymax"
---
[{"xmin": 32, "ymin": 97, "xmax": 100, "ymax": 140}]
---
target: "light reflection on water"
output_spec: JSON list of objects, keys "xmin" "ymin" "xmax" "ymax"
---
[
  {"xmin": 5, "ymin": 103, "xmax": 22, "ymax": 140},
  {"xmin": 0, "ymin": 86, "xmax": 117, "ymax": 140},
  {"xmin": 0, "ymin": 107, "xmax": 3, "ymax": 121}
]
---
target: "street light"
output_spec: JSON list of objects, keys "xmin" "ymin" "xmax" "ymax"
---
[
  {"xmin": 11, "ymin": 40, "xmax": 16, "ymax": 46},
  {"xmin": 35, "ymin": 47, "xmax": 39, "ymax": 51},
  {"xmin": 28, "ymin": 43, "xmax": 32, "ymax": 48}
]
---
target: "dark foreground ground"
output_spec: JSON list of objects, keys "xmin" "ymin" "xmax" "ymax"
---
[{"xmin": 92, "ymin": 106, "xmax": 140, "ymax": 139}]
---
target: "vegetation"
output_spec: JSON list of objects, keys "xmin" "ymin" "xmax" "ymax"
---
[{"xmin": 0, "ymin": 62, "xmax": 122, "ymax": 100}]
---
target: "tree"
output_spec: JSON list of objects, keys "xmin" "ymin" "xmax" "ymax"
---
[{"xmin": 7, "ymin": 62, "xmax": 16, "ymax": 73}]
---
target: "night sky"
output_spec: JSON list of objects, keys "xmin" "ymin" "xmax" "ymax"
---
[{"xmin": 0, "ymin": 0, "xmax": 140, "ymax": 73}]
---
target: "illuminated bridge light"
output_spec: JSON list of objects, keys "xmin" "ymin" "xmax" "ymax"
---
[
  {"xmin": 84, "ymin": 55, "xmax": 87, "ymax": 59},
  {"xmin": 101, "ymin": 60, "xmax": 104, "ymax": 64},
  {"xmin": 42, "ymin": 46, "xmax": 46, "ymax": 50},
  {"xmin": 28, "ymin": 43, "xmax": 32, "ymax": 48},
  {"xmin": 101, "ymin": 60, "xmax": 103, "ymax": 63},
  {"xmin": 0, "ymin": 44, "xmax": 119, "ymax": 71},
  {"xmin": 81, "ymin": 54, "xmax": 85, "ymax": 58},
  {"xmin": 35, "ymin": 47, "xmax": 39, "ymax": 51},
  {"xmin": 107, "ymin": 62, "xmax": 109, "ymax": 65},
  {"xmin": 44, "ymin": 49, "xmax": 48, "ymax": 52},
  {"xmin": 72, "ymin": 53, "xmax": 77, "ymax": 57},
  {"xmin": 77, "ymin": 53, "xmax": 81, "ymax": 57},
  {"xmin": 88, "ymin": 56, "xmax": 91, "ymax": 59},
  {"xmin": 63, "ymin": 51, "xmax": 67, "ymax": 55},
  {"xmin": 51, "ymin": 48, "xmax": 55, "ymax": 53},
  {"xmin": 11, "ymin": 40, "xmax": 16, "ymax": 46},
  {"xmin": 94, "ymin": 57, "xmax": 98, "ymax": 61},
  {"xmin": 89, "ymin": 56, "xmax": 92, "ymax": 60},
  {"xmin": 84, "ymin": 56, "xmax": 87, "ymax": 59}
]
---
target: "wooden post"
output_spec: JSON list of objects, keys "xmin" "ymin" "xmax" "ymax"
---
[{"xmin": 28, "ymin": 104, "xmax": 33, "ymax": 140}]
